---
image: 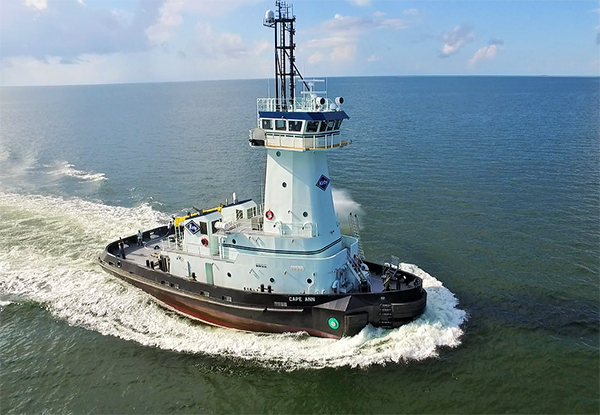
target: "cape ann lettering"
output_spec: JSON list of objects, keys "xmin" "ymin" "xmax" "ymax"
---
[{"xmin": 288, "ymin": 296, "xmax": 316, "ymax": 302}]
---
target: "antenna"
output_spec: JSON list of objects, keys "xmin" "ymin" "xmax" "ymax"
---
[{"xmin": 263, "ymin": 1, "xmax": 298, "ymax": 111}]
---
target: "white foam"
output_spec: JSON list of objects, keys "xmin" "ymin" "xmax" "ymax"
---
[
  {"xmin": 0, "ymin": 150, "xmax": 37, "ymax": 192},
  {"xmin": 0, "ymin": 144, "xmax": 10, "ymax": 162},
  {"xmin": 47, "ymin": 161, "xmax": 107, "ymax": 182},
  {"xmin": 0, "ymin": 191, "xmax": 466, "ymax": 369}
]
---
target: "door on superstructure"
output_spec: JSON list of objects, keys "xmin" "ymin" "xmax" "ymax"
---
[{"xmin": 205, "ymin": 263, "xmax": 214, "ymax": 285}]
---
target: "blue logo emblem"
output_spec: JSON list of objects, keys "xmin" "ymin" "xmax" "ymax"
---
[
  {"xmin": 316, "ymin": 174, "xmax": 330, "ymax": 191},
  {"xmin": 185, "ymin": 220, "xmax": 200, "ymax": 234}
]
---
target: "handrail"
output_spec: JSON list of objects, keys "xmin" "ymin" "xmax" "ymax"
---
[{"xmin": 257, "ymin": 97, "xmax": 340, "ymax": 113}]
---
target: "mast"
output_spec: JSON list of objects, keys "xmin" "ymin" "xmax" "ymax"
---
[{"xmin": 264, "ymin": 1, "xmax": 295, "ymax": 111}]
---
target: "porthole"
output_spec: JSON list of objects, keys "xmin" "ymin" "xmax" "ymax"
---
[
  {"xmin": 276, "ymin": 151, "xmax": 281, "ymax": 157},
  {"xmin": 269, "ymin": 278, "xmax": 275, "ymax": 283},
  {"xmin": 227, "ymin": 272, "xmax": 231, "ymax": 277},
  {"xmin": 282, "ymin": 182, "xmax": 287, "ymax": 188},
  {"xmin": 303, "ymin": 211, "xmax": 308, "ymax": 217},
  {"xmin": 307, "ymin": 278, "xmax": 313, "ymax": 284},
  {"xmin": 232, "ymin": 239, "xmax": 236, "ymax": 244}
]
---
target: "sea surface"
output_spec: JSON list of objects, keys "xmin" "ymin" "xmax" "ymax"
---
[{"xmin": 0, "ymin": 76, "xmax": 598, "ymax": 414}]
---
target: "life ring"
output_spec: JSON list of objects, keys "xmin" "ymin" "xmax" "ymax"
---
[
  {"xmin": 265, "ymin": 210, "xmax": 274, "ymax": 220},
  {"xmin": 201, "ymin": 238, "xmax": 209, "ymax": 247}
]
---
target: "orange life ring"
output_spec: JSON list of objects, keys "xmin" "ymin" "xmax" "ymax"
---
[
  {"xmin": 265, "ymin": 210, "xmax": 274, "ymax": 220},
  {"xmin": 201, "ymin": 238, "xmax": 209, "ymax": 247}
]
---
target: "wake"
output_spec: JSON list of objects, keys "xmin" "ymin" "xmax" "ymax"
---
[{"xmin": 0, "ymin": 191, "xmax": 466, "ymax": 369}]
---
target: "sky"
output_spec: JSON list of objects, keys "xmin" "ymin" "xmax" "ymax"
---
[{"xmin": 0, "ymin": 0, "xmax": 598, "ymax": 86}]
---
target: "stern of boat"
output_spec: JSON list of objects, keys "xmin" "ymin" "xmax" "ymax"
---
[{"xmin": 312, "ymin": 279, "xmax": 427, "ymax": 337}]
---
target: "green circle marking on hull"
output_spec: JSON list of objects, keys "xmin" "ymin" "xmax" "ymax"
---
[{"xmin": 328, "ymin": 317, "xmax": 339, "ymax": 330}]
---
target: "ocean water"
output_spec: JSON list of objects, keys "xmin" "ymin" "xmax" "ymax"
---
[{"xmin": 0, "ymin": 77, "xmax": 598, "ymax": 414}]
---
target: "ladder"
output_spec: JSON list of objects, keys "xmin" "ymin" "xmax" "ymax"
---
[{"xmin": 348, "ymin": 212, "xmax": 364, "ymax": 260}]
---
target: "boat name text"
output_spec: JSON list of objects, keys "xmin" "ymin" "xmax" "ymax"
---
[{"xmin": 288, "ymin": 296, "xmax": 316, "ymax": 302}]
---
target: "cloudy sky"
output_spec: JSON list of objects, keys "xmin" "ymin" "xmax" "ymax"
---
[{"xmin": 1, "ymin": 0, "xmax": 598, "ymax": 86}]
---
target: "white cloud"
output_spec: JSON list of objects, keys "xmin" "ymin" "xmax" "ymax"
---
[
  {"xmin": 373, "ymin": 11, "xmax": 385, "ymax": 17},
  {"xmin": 381, "ymin": 18, "xmax": 408, "ymax": 30},
  {"xmin": 323, "ymin": 13, "xmax": 407, "ymax": 32},
  {"xmin": 439, "ymin": 25, "xmax": 474, "ymax": 58},
  {"xmin": 112, "ymin": 9, "xmax": 134, "ymax": 27},
  {"xmin": 1, "ymin": 1, "xmax": 160, "ymax": 61},
  {"xmin": 145, "ymin": 0, "xmax": 184, "ymax": 44},
  {"xmin": 348, "ymin": 0, "xmax": 372, "ymax": 6},
  {"xmin": 195, "ymin": 23, "xmax": 268, "ymax": 60},
  {"xmin": 469, "ymin": 45, "xmax": 498, "ymax": 64},
  {"xmin": 0, "ymin": 44, "xmax": 271, "ymax": 87},
  {"xmin": 330, "ymin": 43, "xmax": 357, "ymax": 62},
  {"xmin": 469, "ymin": 38, "xmax": 504, "ymax": 65},
  {"xmin": 308, "ymin": 52, "xmax": 324, "ymax": 64},
  {"xmin": 303, "ymin": 13, "xmax": 408, "ymax": 64},
  {"xmin": 403, "ymin": 8, "xmax": 419, "ymax": 16},
  {"xmin": 24, "ymin": 0, "xmax": 47, "ymax": 10},
  {"xmin": 144, "ymin": 0, "xmax": 262, "ymax": 45},
  {"xmin": 1, "ymin": 0, "xmax": 274, "ymax": 86},
  {"xmin": 367, "ymin": 55, "xmax": 379, "ymax": 62}
]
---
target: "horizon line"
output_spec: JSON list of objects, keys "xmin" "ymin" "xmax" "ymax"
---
[{"xmin": 1, "ymin": 74, "xmax": 598, "ymax": 88}]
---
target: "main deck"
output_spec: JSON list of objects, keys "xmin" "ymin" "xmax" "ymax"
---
[{"xmin": 110, "ymin": 229, "xmax": 390, "ymax": 292}]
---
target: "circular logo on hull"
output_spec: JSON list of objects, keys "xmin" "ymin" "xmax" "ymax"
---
[{"xmin": 328, "ymin": 317, "xmax": 339, "ymax": 330}]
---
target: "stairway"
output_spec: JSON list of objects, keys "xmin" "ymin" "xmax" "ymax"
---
[{"xmin": 348, "ymin": 212, "xmax": 364, "ymax": 260}]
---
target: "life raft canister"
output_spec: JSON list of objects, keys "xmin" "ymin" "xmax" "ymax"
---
[
  {"xmin": 265, "ymin": 210, "xmax": 274, "ymax": 220},
  {"xmin": 201, "ymin": 237, "xmax": 209, "ymax": 247}
]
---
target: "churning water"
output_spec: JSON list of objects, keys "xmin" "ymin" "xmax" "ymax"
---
[{"xmin": 1, "ymin": 77, "xmax": 598, "ymax": 413}]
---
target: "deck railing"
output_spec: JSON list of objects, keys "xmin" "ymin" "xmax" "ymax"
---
[{"xmin": 257, "ymin": 97, "xmax": 339, "ymax": 113}]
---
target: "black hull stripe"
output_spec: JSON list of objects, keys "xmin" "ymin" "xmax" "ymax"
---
[{"xmin": 222, "ymin": 238, "xmax": 341, "ymax": 255}]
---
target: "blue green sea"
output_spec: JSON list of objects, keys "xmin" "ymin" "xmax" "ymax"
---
[{"xmin": 1, "ymin": 76, "xmax": 598, "ymax": 413}]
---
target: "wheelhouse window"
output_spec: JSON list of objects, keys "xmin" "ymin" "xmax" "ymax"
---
[
  {"xmin": 261, "ymin": 119, "xmax": 273, "ymax": 130},
  {"xmin": 326, "ymin": 120, "xmax": 335, "ymax": 131},
  {"xmin": 334, "ymin": 119, "xmax": 342, "ymax": 129},
  {"xmin": 306, "ymin": 121, "xmax": 320, "ymax": 133},
  {"xmin": 288, "ymin": 121, "xmax": 303, "ymax": 132},
  {"xmin": 319, "ymin": 121, "xmax": 328, "ymax": 132},
  {"xmin": 275, "ymin": 120, "xmax": 286, "ymax": 131},
  {"xmin": 200, "ymin": 222, "xmax": 208, "ymax": 235}
]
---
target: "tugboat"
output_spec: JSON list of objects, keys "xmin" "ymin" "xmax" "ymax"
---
[{"xmin": 98, "ymin": 1, "xmax": 426, "ymax": 339}]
